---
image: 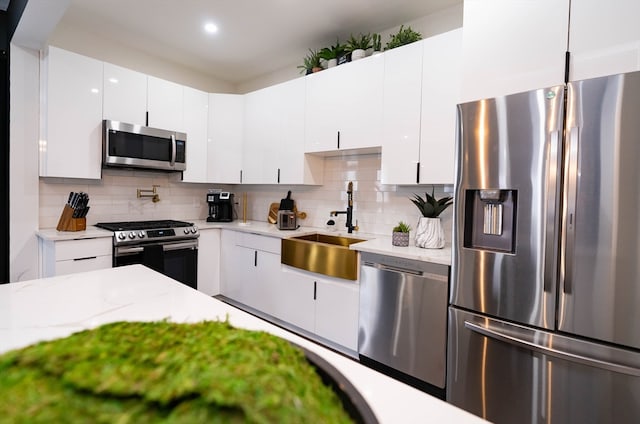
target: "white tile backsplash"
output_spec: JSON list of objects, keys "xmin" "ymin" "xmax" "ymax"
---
[{"xmin": 39, "ymin": 154, "xmax": 454, "ymax": 238}]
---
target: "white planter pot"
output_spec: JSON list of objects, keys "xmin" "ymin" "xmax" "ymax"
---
[
  {"xmin": 415, "ymin": 217, "xmax": 445, "ymax": 249},
  {"xmin": 351, "ymin": 49, "xmax": 366, "ymax": 61},
  {"xmin": 327, "ymin": 58, "xmax": 338, "ymax": 68}
]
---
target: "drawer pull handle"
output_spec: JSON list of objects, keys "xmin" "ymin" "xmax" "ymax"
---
[{"xmin": 73, "ymin": 256, "xmax": 97, "ymax": 261}]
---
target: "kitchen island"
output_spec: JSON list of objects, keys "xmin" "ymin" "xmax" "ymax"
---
[{"xmin": 0, "ymin": 265, "xmax": 484, "ymax": 423}]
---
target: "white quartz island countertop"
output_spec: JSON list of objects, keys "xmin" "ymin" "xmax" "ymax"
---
[{"xmin": 0, "ymin": 265, "xmax": 483, "ymax": 423}]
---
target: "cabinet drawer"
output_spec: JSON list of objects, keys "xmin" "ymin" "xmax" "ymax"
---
[
  {"xmin": 55, "ymin": 255, "xmax": 112, "ymax": 276},
  {"xmin": 55, "ymin": 238, "xmax": 112, "ymax": 261},
  {"xmin": 236, "ymin": 232, "xmax": 280, "ymax": 254}
]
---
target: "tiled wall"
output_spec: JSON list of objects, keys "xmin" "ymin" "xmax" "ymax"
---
[{"xmin": 39, "ymin": 154, "xmax": 454, "ymax": 239}]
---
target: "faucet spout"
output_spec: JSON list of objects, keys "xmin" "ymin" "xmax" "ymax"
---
[{"xmin": 330, "ymin": 182, "xmax": 358, "ymax": 233}]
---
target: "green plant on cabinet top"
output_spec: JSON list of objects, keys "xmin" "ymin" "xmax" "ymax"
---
[
  {"xmin": 345, "ymin": 33, "xmax": 373, "ymax": 51},
  {"xmin": 298, "ymin": 48, "xmax": 323, "ymax": 74},
  {"xmin": 319, "ymin": 39, "xmax": 347, "ymax": 61},
  {"xmin": 385, "ymin": 25, "xmax": 422, "ymax": 50}
]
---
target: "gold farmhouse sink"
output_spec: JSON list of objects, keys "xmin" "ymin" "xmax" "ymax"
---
[{"xmin": 281, "ymin": 233, "xmax": 366, "ymax": 280}]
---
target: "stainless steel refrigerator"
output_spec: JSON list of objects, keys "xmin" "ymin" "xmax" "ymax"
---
[{"xmin": 449, "ymin": 71, "xmax": 640, "ymax": 423}]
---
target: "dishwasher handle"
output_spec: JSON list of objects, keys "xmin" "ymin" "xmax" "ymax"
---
[{"xmin": 362, "ymin": 261, "xmax": 424, "ymax": 277}]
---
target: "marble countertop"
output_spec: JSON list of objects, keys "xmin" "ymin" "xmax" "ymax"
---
[
  {"xmin": 36, "ymin": 220, "xmax": 452, "ymax": 266},
  {"xmin": 0, "ymin": 265, "xmax": 484, "ymax": 423}
]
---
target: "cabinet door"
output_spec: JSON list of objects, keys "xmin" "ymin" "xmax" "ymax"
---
[
  {"xmin": 277, "ymin": 266, "xmax": 317, "ymax": 333},
  {"xmin": 315, "ymin": 278, "xmax": 360, "ymax": 351},
  {"xmin": 243, "ymin": 86, "xmax": 280, "ymax": 184},
  {"xmin": 381, "ymin": 41, "xmax": 423, "ymax": 185},
  {"xmin": 208, "ymin": 94, "xmax": 244, "ymax": 184},
  {"xmin": 305, "ymin": 69, "xmax": 340, "ymax": 152},
  {"xmin": 182, "ymin": 86, "xmax": 209, "ymax": 183},
  {"xmin": 419, "ymin": 28, "xmax": 462, "ymax": 185},
  {"xmin": 55, "ymin": 256, "xmax": 112, "ymax": 276},
  {"xmin": 103, "ymin": 63, "xmax": 147, "ymax": 126},
  {"xmin": 41, "ymin": 46, "xmax": 103, "ymax": 179},
  {"xmin": 336, "ymin": 55, "xmax": 384, "ymax": 150},
  {"xmin": 219, "ymin": 230, "xmax": 242, "ymax": 298},
  {"xmin": 277, "ymin": 78, "xmax": 308, "ymax": 184},
  {"xmin": 569, "ymin": 0, "xmax": 640, "ymax": 81},
  {"xmin": 147, "ymin": 76, "xmax": 183, "ymax": 131},
  {"xmin": 460, "ymin": 0, "xmax": 569, "ymax": 102},
  {"xmin": 196, "ymin": 229, "xmax": 220, "ymax": 296}
]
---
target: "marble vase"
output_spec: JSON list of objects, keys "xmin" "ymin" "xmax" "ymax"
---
[{"xmin": 415, "ymin": 217, "xmax": 445, "ymax": 249}]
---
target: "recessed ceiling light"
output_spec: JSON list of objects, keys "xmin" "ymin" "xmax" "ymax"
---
[{"xmin": 204, "ymin": 22, "xmax": 218, "ymax": 34}]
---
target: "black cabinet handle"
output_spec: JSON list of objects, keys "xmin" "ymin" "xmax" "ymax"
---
[
  {"xmin": 254, "ymin": 250, "xmax": 257, "ymax": 267},
  {"xmin": 277, "ymin": 168, "xmax": 281, "ymax": 183},
  {"xmin": 240, "ymin": 170, "xmax": 243, "ymax": 184},
  {"xmin": 337, "ymin": 131, "xmax": 341, "ymax": 149},
  {"xmin": 73, "ymin": 256, "xmax": 97, "ymax": 261},
  {"xmin": 416, "ymin": 162, "xmax": 420, "ymax": 184},
  {"xmin": 313, "ymin": 281, "xmax": 317, "ymax": 300},
  {"xmin": 145, "ymin": 111, "xmax": 149, "ymax": 126}
]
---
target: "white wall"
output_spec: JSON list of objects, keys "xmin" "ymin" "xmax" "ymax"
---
[
  {"xmin": 47, "ymin": 21, "xmax": 236, "ymax": 94},
  {"xmin": 10, "ymin": 45, "xmax": 41, "ymax": 282},
  {"xmin": 39, "ymin": 155, "xmax": 453, "ymax": 240},
  {"xmin": 237, "ymin": 3, "xmax": 463, "ymax": 93}
]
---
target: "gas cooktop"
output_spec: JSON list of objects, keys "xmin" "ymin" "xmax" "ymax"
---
[
  {"xmin": 95, "ymin": 220, "xmax": 194, "ymax": 232},
  {"xmin": 95, "ymin": 220, "xmax": 198, "ymax": 246}
]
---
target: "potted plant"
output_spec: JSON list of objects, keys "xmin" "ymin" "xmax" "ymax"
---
[
  {"xmin": 385, "ymin": 25, "xmax": 422, "ymax": 50},
  {"xmin": 410, "ymin": 186, "xmax": 453, "ymax": 249},
  {"xmin": 297, "ymin": 48, "xmax": 323, "ymax": 75},
  {"xmin": 319, "ymin": 39, "xmax": 346, "ymax": 68},
  {"xmin": 346, "ymin": 33, "xmax": 372, "ymax": 61},
  {"xmin": 371, "ymin": 33, "xmax": 382, "ymax": 55},
  {"xmin": 392, "ymin": 221, "xmax": 411, "ymax": 247}
]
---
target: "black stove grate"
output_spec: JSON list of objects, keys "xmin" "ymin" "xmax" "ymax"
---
[{"xmin": 95, "ymin": 220, "xmax": 194, "ymax": 232}]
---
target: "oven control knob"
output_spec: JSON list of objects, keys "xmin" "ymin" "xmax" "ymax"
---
[
  {"xmin": 184, "ymin": 228, "xmax": 190, "ymax": 234},
  {"xmin": 138, "ymin": 231, "xmax": 145, "ymax": 238},
  {"xmin": 117, "ymin": 233, "xmax": 126, "ymax": 240},
  {"xmin": 128, "ymin": 232, "xmax": 136, "ymax": 239},
  {"xmin": 190, "ymin": 227, "xmax": 198, "ymax": 234}
]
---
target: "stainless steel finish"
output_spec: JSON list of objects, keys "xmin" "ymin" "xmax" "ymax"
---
[
  {"xmin": 114, "ymin": 239, "xmax": 198, "ymax": 256},
  {"xmin": 559, "ymin": 73, "xmax": 640, "ymax": 350},
  {"xmin": 452, "ymin": 85, "xmax": 565, "ymax": 330},
  {"xmin": 448, "ymin": 308, "xmax": 640, "ymax": 424},
  {"xmin": 102, "ymin": 119, "xmax": 187, "ymax": 172},
  {"xmin": 358, "ymin": 252, "xmax": 448, "ymax": 388}
]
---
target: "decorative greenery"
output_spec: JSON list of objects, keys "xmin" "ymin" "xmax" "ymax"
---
[
  {"xmin": 297, "ymin": 48, "xmax": 323, "ymax": 74},
  {"xmin": 319, "ymin": 39, "xmax": 346, "ymax": 61},
  {"xmin": 372, "ymin": 33, "xmax": 382, "ymax": 51},
  {"xmin": 0, "ymin": 320, "xmax": 353, "ymax": 422},
  {"xmin": 385, "ymin": 25, "xmax": 422, "ymax": 50},
  {"xmin": 411, "ymin": 186, "xmax": 453, "ymax": 218},
  {"xmin": 393, "ymin": 221, "xmax": 411, "ymax": 233},
  {"xmin": 345, "ymin": 33, "xmax": 372, "ymax": 51}
]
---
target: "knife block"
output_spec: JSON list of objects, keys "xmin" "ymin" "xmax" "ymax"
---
[{"xmin": 56, "ymin": 204, "xmax": 87, "ymax": 232}]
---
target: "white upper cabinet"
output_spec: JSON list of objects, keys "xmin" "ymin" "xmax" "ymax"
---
[
  {"xmin": 243, "ymin": 78, "xmax": 322, "ymax": 185},
  {"xmin": 380, "ymin": 41, "xmax": 423, "ymax": 185},
  {"xmin": 103, "ymin": 63, "xmax": 147, "ymax": 126},
  {"xmin": 147, "ymin": 76, "xmax": 184, "ymax": 131},
  {"xmin": 381, "ymin": 29, "xmax": 462, "ymax": 185},
  {"xmin": 208, "ymin": 93, "xmax": 244, "ymax": 184},
  {"xmin": 40, "ymin": 46, "xmax": 103, "ymax": 179},
  {"xmin": 182, "ymin": 86, "xmax": 209, "ymax": 183},
  {"xmin": 460, "ymin": 0, "xmax": 570, "ymax": 102},
  {"xmin": 569, "ymin": 0, "xmax": 640, "ymax": 81},
  {"xmin": 419, "ymin": 28, "xmax": 462, "ymax": 185},
  {"xmin": 243, "ymin": 84, "xmax": 281, "ymax": 184},
  {"xmin": 305, "ymin": 55, "xmax": 384, "ymax": 152}
]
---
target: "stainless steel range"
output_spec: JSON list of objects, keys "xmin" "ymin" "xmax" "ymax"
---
[{"xmin": 95, "ymin": 220, "xmax": 199, "ymax": 289}]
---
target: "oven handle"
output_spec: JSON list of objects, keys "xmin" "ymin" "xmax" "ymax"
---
[{"xmin": 115, "ymin": 240, "xmax": 198, "ymax": 256}]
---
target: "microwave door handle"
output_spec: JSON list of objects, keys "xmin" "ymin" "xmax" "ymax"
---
[{"xmin": 170, "ymin": 134, "xmax": 176, "ymax": 166}]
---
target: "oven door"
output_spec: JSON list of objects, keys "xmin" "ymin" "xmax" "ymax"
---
[{"xmin": 114, "ymin": 239, "xmax": 198, "ymax": 289}]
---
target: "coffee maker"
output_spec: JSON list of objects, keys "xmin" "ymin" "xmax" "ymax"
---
[{"xmin": 206, "ymin": 192, "xmax": 234, "ymax": 222}]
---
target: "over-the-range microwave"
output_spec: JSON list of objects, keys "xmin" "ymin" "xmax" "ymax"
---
[{"xmin": 102, "ymin": 120, "xmax": 187, "ymax": 172}]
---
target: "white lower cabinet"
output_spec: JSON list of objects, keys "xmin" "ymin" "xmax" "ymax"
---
[
  {"xmin": 197, "ymin": 229, "xmax": 220, "ymax": 296},
  {"xmin": 40, "ymin": 237, "xmax": 112, "ymax": 277},
  {"xmin": 219, "ymin": 230, "xmax": 280, "ymax": 315},
  {"xmin": 279, "ymin": 265, "xmax": 359, "ymax": 351}
]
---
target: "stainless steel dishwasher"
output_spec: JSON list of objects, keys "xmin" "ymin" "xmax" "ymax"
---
[{"xmin": 358, "ymin": 252, "xmax": 449, "ymax": 396}]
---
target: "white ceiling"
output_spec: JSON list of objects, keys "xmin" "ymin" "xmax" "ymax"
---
[{"xmin": 57, "ymin": 0, "xmax": 460, "ymax": 85}]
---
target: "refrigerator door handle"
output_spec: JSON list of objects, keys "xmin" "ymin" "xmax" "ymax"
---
[
  {"xmin": 464, "ymin": 320, "xmax": 640, "ymax": 376},
  {"xmin": 544, "ymin": 130, "xmax": 562, "ymax": 293},
  {"xmin": 562, "ymin": 126, "xmax": 580, "ymax": 295}
]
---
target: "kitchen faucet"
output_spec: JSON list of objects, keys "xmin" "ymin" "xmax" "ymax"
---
[{"xmin": 330, "ymin": 181, "xmax": 359, "ymax": 233}]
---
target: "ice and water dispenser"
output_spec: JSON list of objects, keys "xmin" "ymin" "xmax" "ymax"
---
[{"xmin": 463, "ymin": 189, "xmax": 517, "ymax": 253}]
